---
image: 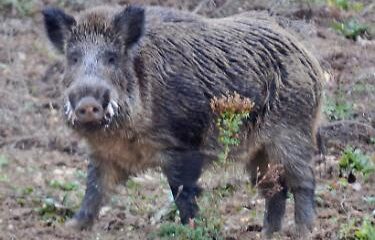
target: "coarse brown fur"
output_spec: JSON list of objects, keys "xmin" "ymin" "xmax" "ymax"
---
[{"xmin": 43, "ymin": 4, "xmax": 323, "ymax": 237}]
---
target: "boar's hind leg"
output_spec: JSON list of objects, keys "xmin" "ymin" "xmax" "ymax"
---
[
  {"xmin": 266, "ymin": 131, "xmax": 315, "ymax": 237},
  {"xmin": 163, "ymin": 150, "xmax": 205, "ymax": 224},
  {"xmin": 247, "ymin": 148, "xmax": 288, "ymax": 236}
]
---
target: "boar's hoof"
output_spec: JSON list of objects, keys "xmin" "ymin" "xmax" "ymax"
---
[
  {"xmin": 188, "ymin": 218, "xmax": 195, "ymax": 228},
  {"xmin": 293, "ymin": 224, "xmax": 313, "ymax": 239},
  {"xmin": 65, "ymin": 217, "xmax": 93, "ymax": 231}
]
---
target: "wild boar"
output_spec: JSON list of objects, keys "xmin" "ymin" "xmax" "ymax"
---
[{"xmin": 42, "ymin": 4, "xmax": 322, "ymax": 237}]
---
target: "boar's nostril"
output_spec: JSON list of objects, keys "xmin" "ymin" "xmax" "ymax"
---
[
  {"xmin": 79, "ymin": 109, "xmax": 86, "ymax": 115},
  {"xmin": 93, "ymin": 107, "xmax": 99, "ymax": 113},
  {"xmin": 74, "ymin": 97, "xmax": 104, "ymax": 124}
]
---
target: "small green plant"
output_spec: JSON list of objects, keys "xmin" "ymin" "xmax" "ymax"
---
[
  {"xmin": 37, "ymin": 197, "xmax": 75, "ymax": 224},
  {"xmin": 323, "ymin": 94, "xmax": 353, "ymax": 120},
  {"xmin": 0, "ymin": 156, "xmax": 9, "ymax": 182},
  {"xmin": 339, "ymin": 147, "xmax": 375, "ymax": 181},
  {"xmin": 210, "ymin": 92, "xmax": 254, "ymax": 164},
  {"xmin": 0, "ymin": 155, "xmax": 8, "ymax": 169},
  {"xmin": 339, "ymin": 217, "xmax": 375, "ymax": 240},
  {"xmin": 151, "ymin": 190, "xmax": 224, "ymax": 240},
  {"xmin": 154, "ymin": 217, "xmax": 223, "ymax": 240},
  {"xmin": 355, "ymin": 218, "xmax": 375, "ymax": 240},
  {"xmin": 332, "ymin": 19, "xmax": 369, "ymax": 40},
  {"xmin": 0, "ymin": 0, "xmax": 38, "ymax": 16},
  {"xmin": 339, "ymin": 218, "xmax": 358, "ymax": 239},
  {"xmin": 327, "ymin": 0, "xmax": 363, "ymax": 11},
  {"xmin": 362, "ymin": 196, "xmax": 375, "ymax": 205},
  {"xmin": 49, "ymin": 179, "xmax": 79, "ymax": 191},
  {"xmin": 353, "ymin": 83, "xmax": 375, "ymax": 93}
]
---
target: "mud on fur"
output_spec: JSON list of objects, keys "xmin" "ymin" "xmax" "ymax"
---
[{"xmin": 43, "ymin": 4, "xmax": 323, "ymax": 238}]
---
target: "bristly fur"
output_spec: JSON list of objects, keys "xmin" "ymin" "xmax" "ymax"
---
[{"xmin": 43, "ymin": 5, "xmax": 323, "ymax": 236}]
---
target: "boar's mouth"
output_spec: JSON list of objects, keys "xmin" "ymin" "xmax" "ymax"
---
[{"xmin": 63, "ymin": 99, "xmax": 120, "ymax": 131}]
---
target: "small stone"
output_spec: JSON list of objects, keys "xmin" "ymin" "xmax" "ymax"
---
[{"xmin": 352, "ymin": 182, "xmax": 362, "ymax": 191}]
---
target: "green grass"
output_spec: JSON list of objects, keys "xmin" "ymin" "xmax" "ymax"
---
[
  {"xmin": 154, "ymin": 217, "xmax": 223, "ymax": 240},
  {"xmin": 323, "ymin": 94, "xmax": 353, "ymax": 120},
  {"xmin": 327, "ymin": 0, "xmax": 364, "ymax": 11},
  {"xmin": 332, "ymin": 19, "xmax": 369, "ymax": 40},
  {"xmin": 151, "ymin": 186, "xmax": 229, "ymax": 240},
  {"xmin": 49, "ymin": 179, "xmax": 79, "ymax": 191},
  {"xmin": 339, "ymin": 217, "xmax": 375, "ymax": 240},
  {"xmin": 339, "ymin": 147, "xmax": 375, "ymax": 181},
  {"xmin": 0, "ymin": 155, "xmax": 8, "ymax": 169},
  {"xmin": 0, "ymin": 0, "xmax": 38, "ymax": 16}
]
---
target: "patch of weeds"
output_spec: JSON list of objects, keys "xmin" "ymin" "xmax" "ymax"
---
[
  {"xmin": 20, "ymin": 186, "xmax": 34, "ymax": 196},
  {"xmin": 151, "ymin": 188, "xmax": 224, "ymax": 239},
  {"xmin": 339, "ymin": 217, "xmax": 375, "ymax": 240},
  {"xmin": 126, "ymin": 179, "xmax": 141, "ymax": 191},
  {"xmin": 210, "ymin": 92, "xmax": 254, "ymax": 165},
  {"xmin": 38, "ymin": 179, "xmax": 81, "ymax": 224},
  {"xmin": 0, "ymin": 0, "xmax": 38, "ymax": 16},
  {"xmin": 354, "ymin": 218, "xmax": 375, "ymax": 240},
  {"xmin": 154, "ymin": 217, "xmax": 223, "ymax": 240},
  {"xmin": 55, "ymin": 0, "xmax": 85, "ymax": 9},
  {"xmin": 332, "ymin": 19, "xmax": 369, "ymax": 40},
  {"xmin": 339, "ymin": 218, "xmax": 357, "ymax": 239},
  {"xmin": 0, "ymin": 155, "xmax": 8, "ymax": 169},
  {"xmin": 339, "ymin": 147, "xmax": 375, "ymax": 182},
  {"xmin": 327, "ymin": 0, "xmax": 363, "ymax": 11},
  {"xmin": 323, "ymin": 94, "xmax": 353, "ymax": 120},
  {"xmin": 0, "ymin": 156, "xmax": 9, "ymax": 181},
  {"xmin": 362, "ymin": 196, "xmax": 375, "ymax": 205},
  {"xmin": 353, "ymin": 83, "xmax": 375, "ymax": 93},
  {"xmin": 74, "ymin": 169, "xmax": 86, "ymax": 180},
  {"xmin": 337, "ymin": 177, "xmax": 349, "ymax": 188},
  {"xmin": 49, "ymin": 179, "xmax": 79, "ymax": 191},
  {"xmin": 0, "ymin": 174, "xmax": 9, "ymax": 182},
  {"xmin": 37, "ymin": 197, "xmax": 75, "ymax": 225},
  {"xmin": 213, "ymin": 182, "xmax": 236, "ymax": 198}
]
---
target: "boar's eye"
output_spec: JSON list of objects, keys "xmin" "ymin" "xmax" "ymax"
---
[
  {"xmin": 104, "ymin": 51, "xmax": 119, "ymax": 66},
  {"xmin": 67, "ymin": 51, "xmax": 81, "ymax": 65}
]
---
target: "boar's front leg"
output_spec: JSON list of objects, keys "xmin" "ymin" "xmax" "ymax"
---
[
  {"xmin": 66, "ymin": 161, "xmax": 107, "ymax": 230},
  {"xmin": 163, "ymin": 149, "xmax": 205, "ymax": 224}
]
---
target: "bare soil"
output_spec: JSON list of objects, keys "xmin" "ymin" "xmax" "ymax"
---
[{"xmin": 0, "ymin": 0, "xmax": 374, "ymax": 239}]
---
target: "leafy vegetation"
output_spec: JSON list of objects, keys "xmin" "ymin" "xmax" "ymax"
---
[
  {"xmin": 339, "ymin": 147, "xmax": 375, "ymax": 181},
  {"xmin": 332, "ymin": 19, "xmax": 369, "ymax": 40},
  {"xmin": 0, "ymin": 155, "xmax": 9, "ymax": 182},
  {"xmin": 339, "ymin": 217, "xmax": 375, "ymax": 240},
  {"xmin": 151, "ymin": 190, "xmax": 225, "ymax": 240},
  {"xmin": 0, "ymin": 155, "xmax": 8, "ymax": 169},
  {"xmin": 323, "ymin": 94, "xmax": 353, "ymax": 120},
  {"xmin": 354, "ymin": 218, "xmax": 375, "ymax": 240},
  {"xmin": 154, "ymin": 218, "xmax": 223, "ymax": 240},
  {"xmin": 37, "ymin": 197, "xmax": 76, "ymax": 224},
  {"xmin": 49, "ymin": 179, "xmax": 79, "ymax": 191},
  {"xmin": 210, "ymin": 92, "xmax": 254, "ymax": 164},
  {"xmin": 327, "ymin": 0, "xmax": 363, "ymax": 11},
  {"xmin": 0, "ymin": 0, "xmax": 37, "ymax": 16}
]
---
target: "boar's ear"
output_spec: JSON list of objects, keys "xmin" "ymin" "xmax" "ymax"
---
[
  {"xmin": 42, "ymin": 7, "xmax": 76, "ymax": 53},
  {"xmin": 113, "ymin": 6, "xmax": 145, "ymax": 48}
]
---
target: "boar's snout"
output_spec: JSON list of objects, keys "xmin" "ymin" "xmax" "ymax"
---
[
  {"xmin": 64, "ymin": 83, "xmax": 119, "ymax": 128},
  {"xmin": 75, "ymin": 97, "xmax": 104, "ymax": 124}
]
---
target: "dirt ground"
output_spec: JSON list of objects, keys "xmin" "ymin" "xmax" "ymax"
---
[{"xmin": 0, "ymin": 0, "xmax": 374, "ymax": 239}]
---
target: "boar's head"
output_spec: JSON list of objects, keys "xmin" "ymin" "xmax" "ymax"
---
[{"xmin": 43, "ymin": 6, "xmax": 145, "ymax": 132}]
